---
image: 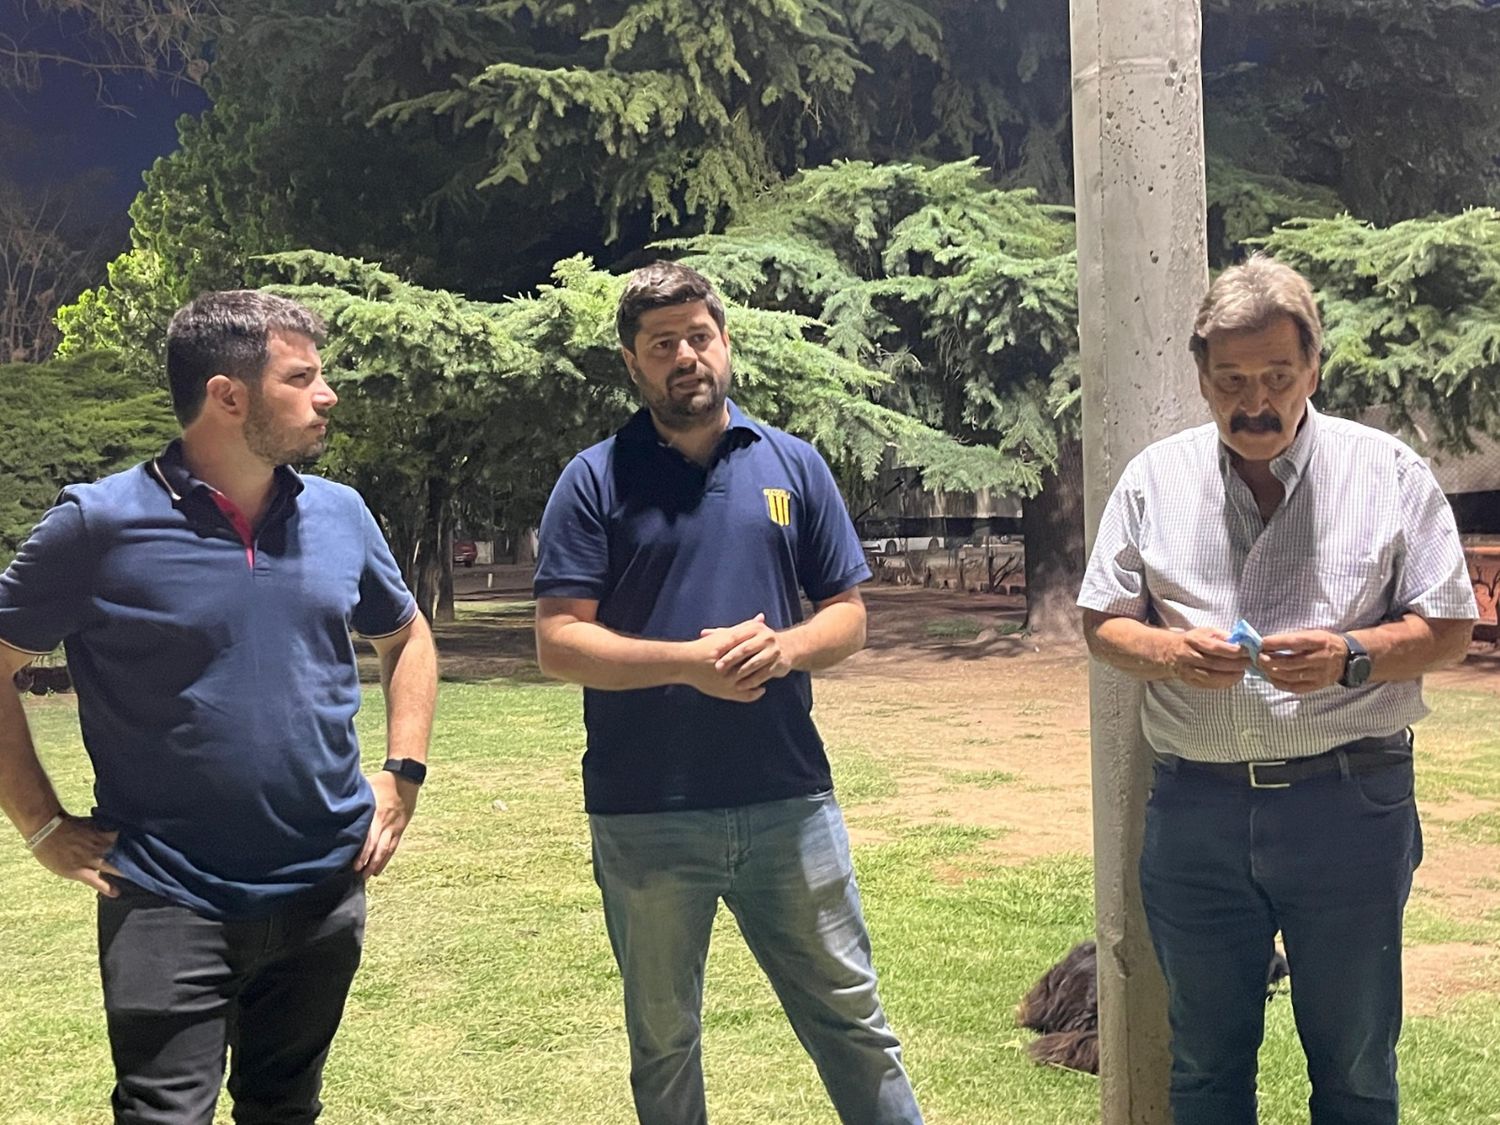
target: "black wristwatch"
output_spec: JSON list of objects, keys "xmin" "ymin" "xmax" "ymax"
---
[
  {"xmin": 382, "ymin": 757, "xmax": 427, "ymax": 786},
  {"xmin": 1339, "ymin": 634, "xmax": 1373, "ymax": 688}
]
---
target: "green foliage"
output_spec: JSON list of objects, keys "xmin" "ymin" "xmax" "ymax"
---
[
  {"xmin": 259, "ymin": 248, "xmax": 1022, "ymax": 613},
  {"xmin": 375, "ymin": 0, "xmax": 1073, "ymax": 237},
  {"xmin": 1203, "ymin": 1, "xmax": 1500, "ymax": 224},
  {"xmin": 665, "ymin": 160, "xmax": 1079, "ymax": 494},
  {"xmin": 0, "ymin": 352, "xmax": 178, "ymax": 559},
  {"xmin": 42, "ymin": 0, "xmax": 1500, "ymax": 604},
  {"xmin": 1260, "ymin": 209, "xmax": 1500, "ymax": 450},
  {"xmin": 1206, "ymin": 158, "xmax": 1344, "ymax": 266},
  {"xmin": 55, "ymin": 249, "xmax": 190, "ymax": 388},
  {"xmin": 261, "ymin": 249, "xmax": 586, "ymax": 615}
]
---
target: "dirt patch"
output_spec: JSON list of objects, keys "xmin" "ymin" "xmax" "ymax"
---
[
  {"xmin": 818, "ymin": 653, "xmax": 1095, "ymax": 860},
  {"xmin": 1403, "ymin": 942, "xmax": 1500, "ymax": 1016},
  {"xmin": 429, "ymin": 582, "xmax": 1500, "ymax": 1004},
  {"xmin": 1430, "ymin": 644, "xmax": 1500, "ymax": 693},
  {"xmin": 1414, "ymin": 841, "xmax": 1500, "ymax": 921}
]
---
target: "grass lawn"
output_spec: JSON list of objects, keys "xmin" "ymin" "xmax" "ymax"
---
[{"xmin": 3, "ymin": 642, "xmax": 1499, "ymax": 1123}]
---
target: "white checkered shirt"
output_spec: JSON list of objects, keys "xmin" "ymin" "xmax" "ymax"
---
[{"xmin": 1078, "ymin": 403, "xmax": 1479, "ymax": 762}]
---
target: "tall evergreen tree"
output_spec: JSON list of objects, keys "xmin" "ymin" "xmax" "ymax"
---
[
  {"xmin": 664, "ymin": 159, "xmax": 1085, "ymax": 634},
  {"xmin": 0, "ymin": 352, "xmax": 178, "ymax": 559},
  {"xmin": 1261, "ymin": 208, "xmax": 1500, "ymax": 449},
  {"xmin": 262, "ymin": 247, "xmax": 1025, "ymax": 618}
]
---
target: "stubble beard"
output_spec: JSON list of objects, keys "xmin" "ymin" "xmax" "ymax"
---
[
  {"xmin": 244, "ymin": 387, "xmax": 328, "ymax": 466},
  {"xmin": 641, "ymin": 363, "xmax": 730, "ymax": 433}
]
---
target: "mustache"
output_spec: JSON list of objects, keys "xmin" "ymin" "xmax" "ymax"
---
[{"xmin": 1231, "ymin": 412, "xmax": 1282, "ymax": 434}]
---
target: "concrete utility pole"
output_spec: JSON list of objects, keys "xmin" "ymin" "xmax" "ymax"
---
[{"xmin": 1069, "ymin": 1, "xmax": 1209, "ymax": 1123}]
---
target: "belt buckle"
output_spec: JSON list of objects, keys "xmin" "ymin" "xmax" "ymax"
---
[{"xmin": 1248, "ymin": 760, "xmax": 1291, "ymax": 789}]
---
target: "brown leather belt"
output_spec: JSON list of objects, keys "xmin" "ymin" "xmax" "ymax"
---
[{"xmin": 1156, "ymin": 735, "xmax": 1411, "ymax": 790}]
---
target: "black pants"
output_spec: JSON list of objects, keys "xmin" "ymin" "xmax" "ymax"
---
[{"xmin": 97, "ymin": 874, "xmax": 366, "ymax": 1124}]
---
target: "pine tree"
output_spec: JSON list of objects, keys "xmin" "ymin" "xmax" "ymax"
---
[
  {"xmin": 261, "ymin": 246, "xmax": 1025, "ymax": 619},
  {"xmin": 1260, "ymin": 209, "xmax": 1500, "ymax": 450},
  {"xmin": 664, "ymin": 159, "xmax": 1084, "ymax": 633},
  {"xmin": 0, "ymin": 352, "xmax": 178, "ymax": 559}
]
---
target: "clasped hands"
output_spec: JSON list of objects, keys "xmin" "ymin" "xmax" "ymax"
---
[
  {"xmin": 686, "ymin": 614, "xmax": 795, "ymax": 702},
  {"xmin": 1169, "ymin": 626, "xmax": 1348, "ymax": 694}
]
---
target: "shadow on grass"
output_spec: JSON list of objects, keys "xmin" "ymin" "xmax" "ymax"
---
[{"xmin": 358, "ymin": 598, "xmax": 550, "ymax": 687}]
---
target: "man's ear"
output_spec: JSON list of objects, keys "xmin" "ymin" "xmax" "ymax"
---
[
  {"xmin": 620, "ymin": 347, "xmax": 640, "ymax": 387},
  {"xmin": 204, "ymin": 373, "xmax": 248, "ymax": 417}
]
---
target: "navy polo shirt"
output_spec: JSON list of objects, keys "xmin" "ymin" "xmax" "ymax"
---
[
  {"xmin": 0, "ymin": 441, "xmax": 416, "ymax": 920},
  {"xmin": 534, "ymin": 400, "xmax": 871, "ymax": 814}
]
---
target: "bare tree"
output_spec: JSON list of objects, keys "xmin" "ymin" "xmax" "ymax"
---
[
  {"xmin": 0, "ymin": 0, "xmax": 223, "ymax": 103},
  {"xmin": 0, "ymin": 176, "xmax": 118, "ymax": 362}
]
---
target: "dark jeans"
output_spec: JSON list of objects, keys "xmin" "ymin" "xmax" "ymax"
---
[
  {"xmin": 97, "ymin": 873, "xmax": 366, "ymax": 1125},
  {"xmin": 1139, "ymin": 740, "xmax": 1421, "ymax": 1125}
]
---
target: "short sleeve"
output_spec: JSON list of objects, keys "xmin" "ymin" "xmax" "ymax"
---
[
  {"xmin": 1392, "ymin": 458, "xmax": 1479, "ymax": 621},
  {"xmin": 1077, "ymin": 462, "xmax": 1151, "ymax": 620},
  {"xmin": 794, "ymin": 449, "xmax": 872, "ymax": 603},
  {"xmin": 0, "ymin": 495, "xmax": 96, "ymax": 654},
  {"xmin": 534, "ymin": 456, "xmax": 612, "ymax": 601},
  {"xmin": 350, "ymin": 499, "xmax": 419, "ymax": 638}
]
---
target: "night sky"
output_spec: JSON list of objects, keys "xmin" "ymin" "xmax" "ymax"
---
[{"xmin": 0, "ymin": 4, "xmax": 207, "ymax": 213}]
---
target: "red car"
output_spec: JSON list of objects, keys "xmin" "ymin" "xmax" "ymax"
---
[{"xmin": 452, "ymin": 539, "xmax": 478, "ymax": 568}]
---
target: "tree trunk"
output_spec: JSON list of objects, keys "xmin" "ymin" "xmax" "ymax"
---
[
  {"xmin": 436, "ymin": 537, "xmax": 456, "ymax": 623},
  {"xmin": 412, "ymin": 476, "xmax": 455, "ymax": 623},
  {"xmin": 1022, "ymin": 435, "xmax": 1086, "ymax": 642}
]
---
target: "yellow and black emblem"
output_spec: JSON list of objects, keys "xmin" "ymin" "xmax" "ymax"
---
[{"xmin": 763, "ymin": 488, "xmax": 792, "ymax": 527}]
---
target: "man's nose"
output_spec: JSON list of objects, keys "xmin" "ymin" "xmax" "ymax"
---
[
  {"xmin": 676, "ymin": 339, "xmax": 697, "ymax": 366},
  {"xmin": 314, "ymin": 376, "xmax": 338, "ymax": 408},
  {"xmin": 1239, "ymin": 380, "xmax": 1270, "ymax": 413}
]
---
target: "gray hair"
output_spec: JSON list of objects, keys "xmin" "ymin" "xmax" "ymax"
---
[
  {"xmin": 166, "ymin": 290, "xmax": 326, "ymax": 425},
  {"xmin": 1189, "ymin": 253, "xmax": 1322, "ymax": 368}
]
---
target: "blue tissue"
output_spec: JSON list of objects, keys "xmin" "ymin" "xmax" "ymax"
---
[{"xmin": 1226, "ymin": 618, "xmax": 1265, "ymax": 679}]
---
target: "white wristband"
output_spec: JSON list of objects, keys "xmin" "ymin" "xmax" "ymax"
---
[{"xmin": 24, "ymin": 813, "xmax": 64, "ymax": 851}]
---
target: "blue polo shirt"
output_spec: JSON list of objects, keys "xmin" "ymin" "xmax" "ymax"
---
[
  {"xmin": 535, "ymin": 400, "xmax": 871, "ymax": 814},
  {"xmin": 0, "ymin": 441, "xmax": 416, "ymax": 919}
]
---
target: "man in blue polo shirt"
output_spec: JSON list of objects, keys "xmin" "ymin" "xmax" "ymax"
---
[
  {"xmin": 0, "ymin": 290, "xmax": 437, "ymax": 1124},
  {"xmin": 534, "ymin": 262, "xmax": 922, "ymax": 1124}
]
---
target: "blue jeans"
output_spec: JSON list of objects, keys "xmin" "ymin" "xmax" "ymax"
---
[
  {"xmin": 589, "ymin": 791, "xmax": 923, "ymax": 1125},
  {"xmin": 1139, "ymin": 743, "xmax": 1422, "ymax": 1125}
]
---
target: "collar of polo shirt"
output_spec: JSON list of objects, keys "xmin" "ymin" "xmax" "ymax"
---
[{"xmin": 148, "ymin": 438, "xmax": 305, "ymax": 508}]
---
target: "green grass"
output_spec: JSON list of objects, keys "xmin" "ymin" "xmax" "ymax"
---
[
  {"xmin": 1451, "ymin": 811, "xmax": 1500, "ymax": 847},
  {"xmin": 920, "ymin": 617, "xmax": 1024, "ymax": 640},
  {"xmin": 3, "ymin": 682, "xmax": 1500, "ymax": 1123},
  {"xmin": 946, "ymin": 769, "xmax": 1020, "ymax": 789},
  {"xmin": 924, "ymin": 616, "xmax": 986, "ymax": 640},
  {"xmin": 1413, "ymin": 689, "xmax": 1500, "ymax": 805}
]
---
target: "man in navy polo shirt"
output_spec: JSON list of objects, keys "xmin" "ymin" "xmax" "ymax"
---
[
  {"xmin": 0, "ymin": 290, "xmax": 437, "ymax": 1123},
  {"xmin": 534, "ymin": 262, "xmax": 922, "ymax": 1124}
]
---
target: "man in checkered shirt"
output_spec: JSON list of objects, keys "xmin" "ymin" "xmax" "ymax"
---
[{"xmin": 1078, "ymin": 254, "xmax": 1478, "ymax": 1125}]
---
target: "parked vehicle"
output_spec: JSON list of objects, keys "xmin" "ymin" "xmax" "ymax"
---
[{"xmin": 452, "ymin": 539, "xmax": 478, "ymax": 568}]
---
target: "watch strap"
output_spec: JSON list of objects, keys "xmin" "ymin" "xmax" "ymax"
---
[{"xmin": 382, "ymin": 757, "xmax": 427, "ymax": 785}]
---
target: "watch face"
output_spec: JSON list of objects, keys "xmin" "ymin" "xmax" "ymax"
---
[{"xmin": 1346, "ymin": 655, "xmax": 1373, "ymax": 687}]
